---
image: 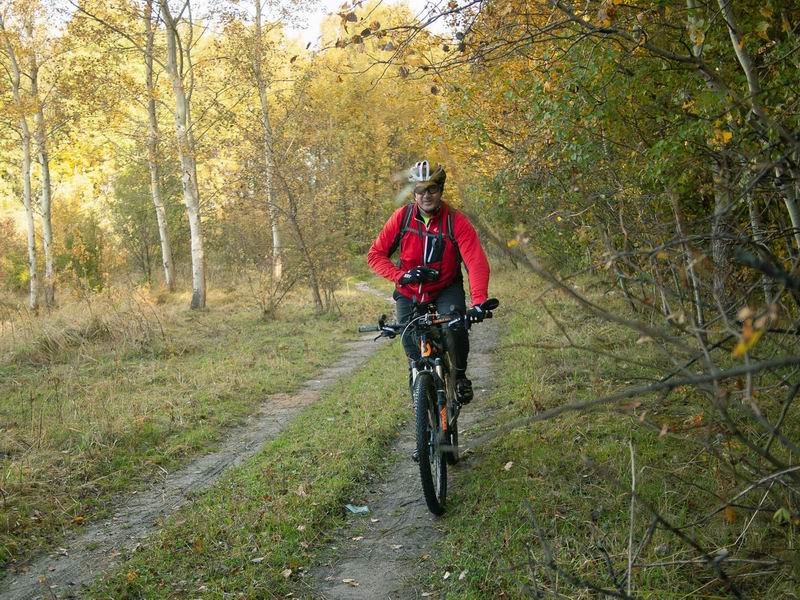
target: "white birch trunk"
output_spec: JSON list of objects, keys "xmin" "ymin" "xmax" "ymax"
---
[
  {"xmin": 159, "ymin": 0, "xmax": 206, "ymax": 308},
  {"xmin": 28, "ymin": 33, "xmax": 54, "ymax": 307},
  {"xmin": 253, "ymin": 0, "xmax": 282, "ymax": 281},
  {"xmin": 1, "ymin": 14, "xmax": 38, "ymax": 310},
  {"xmin": 145, "ymin": 0, "xmax": 176, "ymax": 291}
]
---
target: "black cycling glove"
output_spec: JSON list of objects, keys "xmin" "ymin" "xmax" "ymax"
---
[
  {"xmin": 399, "ymin": 266, "xmax": 440, "ymax": 285},
  {"xmin": 466, "ymin": 305, "xmax": 486, "ymax": 323}
]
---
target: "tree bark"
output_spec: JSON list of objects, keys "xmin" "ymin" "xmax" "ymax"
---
[
  {"xmin": 717, "ymin": 0, "xmax": 800, "ymax": 251},
  {"xmin": 253, "ymin": 0, "xmax": 282, "ymax": 281},
  {"xmin": 278, "ymin": 175, "xmax": 323, "ymax": 314},
  {"xmin": 28, "ymin": 26, "xmax": 54, "ymax": 307},
  {"xmin": 1, "ymin": 14, "xmax": 38, "ymax": 311},
  {"xmin": 710, "ymin": 157, "xmax": 731, "ymax": 303},
  {"xmin": 145, "ymin": 0, "xmax": 176, "ymax": 292},
  {"xmin": 159, "ymin": 0, "xmax": 206, "ymax": 309},
  {"xmin": 668, "ymin": 189, "xmax": 707, "ymax": 343}
]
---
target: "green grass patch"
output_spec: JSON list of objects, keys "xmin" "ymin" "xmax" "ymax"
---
[
  {"xmin": 0, "ymin": 280, "xmax": 391, "ymax": 568},
  {"xmin": 87, "ymin": 339, "xmax": 408, "ymax": 598},
  {"xmin": 421, "ymin": 270, "xmax": 798, "ymax": 599}
]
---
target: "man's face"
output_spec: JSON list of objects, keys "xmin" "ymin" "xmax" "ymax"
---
[{"xmin": 414, "ymin": 184, "xmax": 443, "ymax": 216}]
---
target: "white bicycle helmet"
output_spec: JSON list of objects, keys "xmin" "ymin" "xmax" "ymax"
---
[{"xmin": 408, "ymin": 160, "xmax": 446, "ymax": 189}]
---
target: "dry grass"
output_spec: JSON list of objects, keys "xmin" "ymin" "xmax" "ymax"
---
[{"xmin": 0, "ymin": 278, "xmax": 391, "ymax": 568}]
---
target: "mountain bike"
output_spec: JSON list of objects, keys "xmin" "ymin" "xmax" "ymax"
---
[{"xmin": 359, "ymin": 298, "xmax": 499, "ymax": 515}]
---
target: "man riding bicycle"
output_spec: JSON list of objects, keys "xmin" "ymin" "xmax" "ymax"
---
[{"xmin": 367, "ymin": 160, "xmax": 491, "ymax": 404}]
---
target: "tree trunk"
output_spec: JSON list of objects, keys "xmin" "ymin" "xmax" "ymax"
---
[
  {"xmin": 775, "ymin": 163, "xmax": 800, "ymax": 251},
  {"xmin": 253, "ymin": 0, "xmax": 282, "ymax": 281},
  {"xmin": 710, "ymin": 157, "xmax": 731, "ymax": 303},
  {"xmin": 745, "ymin": 193, "xmax": 772, "ymax": 304},
  {"xmin": 668, "ymin": 189, "xmax": 707, "ymax": 343},
  {"xmin": 280, "ymin": 180, "xmax": 323, "ymax": 314},
  {"xmin": 159, "ymin": 0, "xmax": 206, "ymax": 309},
  {"xmin": 1, "ymin": 14, "xmax": 38, "ymax": 311},
  {"xmin": 145, "ymin": 0, "xmax": 176, "ymax": 292},
  {"xmin": 28, "ymin": 30, "xmax": 54, "ymax": 308}
]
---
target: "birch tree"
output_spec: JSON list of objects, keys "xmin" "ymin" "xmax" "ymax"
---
[
  {"xmin": 158, "ymin": 0, "xmax": 206, "ymax": 308},
  {"xmin": 26, "ymin": 16, "xmax": 54, "ymax": 307},
  {"xmin": 144, "ymin": 0, "xmax": 176, "ymax": 291},
  {"xmin": 252, "ymin": 0, "xmax": 282, "ymax": 282},
  {"xmin": 0, "ymin": 9, "xmax": 37, "ymax": 310}
]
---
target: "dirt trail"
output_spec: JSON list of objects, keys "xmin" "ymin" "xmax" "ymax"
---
[
  {"xmin": 309, "ymin": 321, "xmax": 498, "ymax": 599},
  {"xmin": 0, "ymin": 290, "xmax": 391, "ymax": 600}
]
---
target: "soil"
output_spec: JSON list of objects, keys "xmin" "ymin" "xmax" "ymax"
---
[
  {"xmin": 307, "ymin": 320, "xmax": 499, "ymax": 599},
  {"xmin": 0, "ymin": 292, "xmax": 391, "ymax": 600}
]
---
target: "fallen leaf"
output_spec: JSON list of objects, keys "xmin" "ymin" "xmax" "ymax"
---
[
  {"xmin": 724, "ymin": 506, "xmax": 737, "ymax": 524},
  {"xmin": 503, "ymin": 461, "xmax": 514, "ymax": 471},
  {"xmin": 72, "ymin": 515, "xmax": 85, "ymax": 525},
  {"xmin": 342, "ymin": 578, "xmax": 359, "ymax": 587},
  {"xmin": 296, "ymin": 485, "xmax": 307, "ymax": 497},
  {"xmin": 282, "ymin": 568, "xmax": 292, "ymax": 579}
]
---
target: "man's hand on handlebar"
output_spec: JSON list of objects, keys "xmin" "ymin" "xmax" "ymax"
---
[
  {"xmin": 399, "ymin": 266, "xmax": 440, "ymax": 285},
  {"xmin": 466, "ymin": 305, "xmax": 486, "ymax": 324}
]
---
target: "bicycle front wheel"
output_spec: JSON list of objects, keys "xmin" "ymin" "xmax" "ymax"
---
[{"xmin": 414, "ymin": 371, "xmax": 447, "ymax": 515}]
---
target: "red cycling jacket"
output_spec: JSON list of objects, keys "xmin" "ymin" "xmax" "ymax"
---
[{"xmin": 367, "ymin": 202, "xmax": 490, "ymax": 306}]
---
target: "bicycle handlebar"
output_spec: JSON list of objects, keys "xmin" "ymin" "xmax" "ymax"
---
[{"xmin": 357, "ymin": 298, "xmax": 500, "ymax": 338}]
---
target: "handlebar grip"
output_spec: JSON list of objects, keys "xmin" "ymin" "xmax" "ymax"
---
[{"xmin": 358, "ymin": 325, "xmax": 380, "ymax": 333}]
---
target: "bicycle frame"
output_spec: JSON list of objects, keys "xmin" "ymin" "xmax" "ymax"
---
[{"xmin": 409, "ymin": 312, "xmax": 459, "ymax": 435}]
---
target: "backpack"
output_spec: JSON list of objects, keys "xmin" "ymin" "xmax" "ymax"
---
[{"xmin": 388, "ymin": 204, "xmax": 461, "ymax": 268}]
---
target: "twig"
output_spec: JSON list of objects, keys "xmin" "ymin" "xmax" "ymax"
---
[{"xmin": 627, "ymin": 439, "xmax": 635, "ymax": 597}]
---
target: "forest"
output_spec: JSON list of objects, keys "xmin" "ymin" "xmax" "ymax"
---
[{"xmin": 1, "ymin": 0, "xmax": 799, "ymax": 598}]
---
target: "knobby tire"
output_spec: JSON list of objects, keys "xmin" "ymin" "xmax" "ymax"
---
[{"xmin": 414, "ymin": 372, "xmax": 446, "ymax": 515}]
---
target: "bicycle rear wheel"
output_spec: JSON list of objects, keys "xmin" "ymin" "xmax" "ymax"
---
[{"xmin": 414, "ymin": 371, "xmax": 446, "ymax": 515}]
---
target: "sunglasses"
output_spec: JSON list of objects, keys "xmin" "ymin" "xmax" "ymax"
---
[{"xmin": 414, "ymin": 185, "xmax": 441, "ymax": 196}]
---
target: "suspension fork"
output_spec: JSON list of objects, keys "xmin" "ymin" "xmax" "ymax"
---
[
  {"xmin": 435, "ymin": 358, "xmax": 447, "ymax": 433},
  {"xmin": 419, "ymin": 335, "xmax": 447, "ymax": 433}
]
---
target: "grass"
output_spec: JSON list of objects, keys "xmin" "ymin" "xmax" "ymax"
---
[
  {"xmin": 0, "ymin": 279, "xmax": 392, "ymax": 569},
  {"xmin": 420, "ymin": 269, "xmax": 799, "ymax": 599},
  {"xmin": 87, "ymin": 338, "xmax": 408, "ymax": 598}
]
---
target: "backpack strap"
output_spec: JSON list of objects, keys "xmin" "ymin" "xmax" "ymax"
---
[
  {"xmin": 388, "ymin": 204, "xmax": 414, "ymax": 258},
  {"xmin": 445, "ymin": 210, "xmax": 462, "ymax": 265}
]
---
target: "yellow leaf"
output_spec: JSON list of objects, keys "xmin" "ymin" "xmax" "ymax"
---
[
  {"xmin": 760, "ymin": 6, "xmax": 773, "ymax": 18},
  {"xmin": 724, "ymin": 506, "xmax": 737, "ymax": 524},
  {"xmin": 507, "ymin": 239, "xmax": 519, "ymax": 248},
  {"xmin": 656, "ymin": 250, "xmax": 669, "ymax": 260},
  {"xmin": 543, "ymin": 80, "xmax": 552, "ymax": 93},
  {"xmin": 126, "ymin": 571, "xmax": 139, "ymax": 583},
  {"xmin": 732, "ymin": 330, "xmax": 763, "ymax": 357}
]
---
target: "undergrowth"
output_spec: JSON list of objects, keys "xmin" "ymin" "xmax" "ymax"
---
[{"xmin": 421, "ymin": 270, "xmax": 799, "ymax": 598}]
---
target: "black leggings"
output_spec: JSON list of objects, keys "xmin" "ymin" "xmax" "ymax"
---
[{"xmin": 394, "ymin": 282, "xmax": 469, "ymax": 374}]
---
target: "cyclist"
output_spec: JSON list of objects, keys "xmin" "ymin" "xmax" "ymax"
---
[{"xmin": 367, "ymin": 160, "xmax": 491, "ymax": 405}]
